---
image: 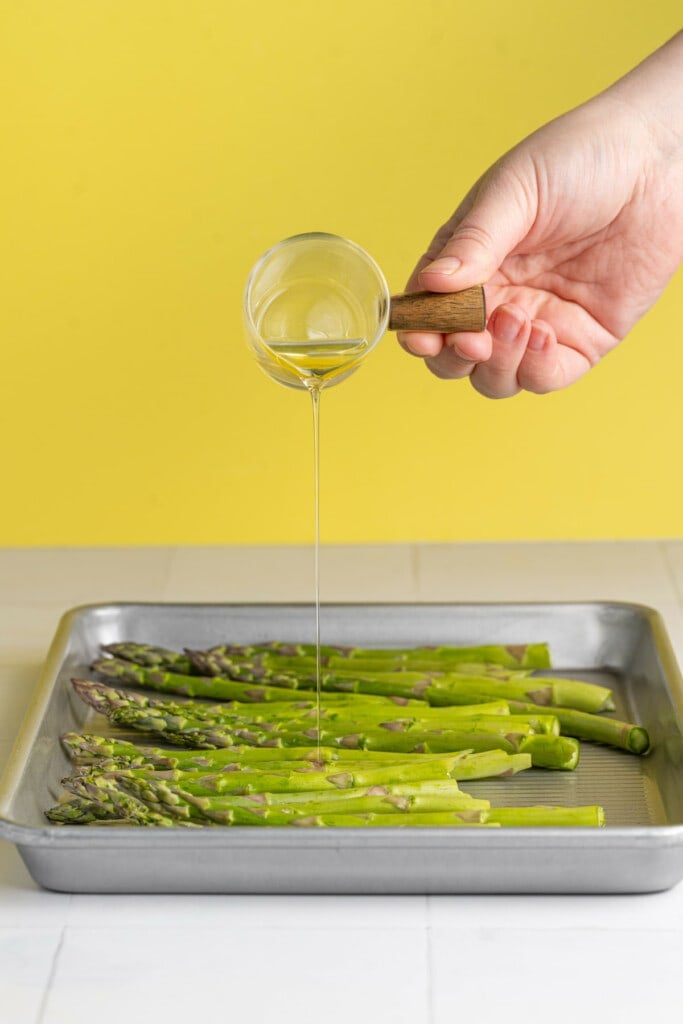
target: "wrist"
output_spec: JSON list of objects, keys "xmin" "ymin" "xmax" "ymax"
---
[{"xmin": 606, "ymin": 31, "xmax": 683, "ymax": 161}]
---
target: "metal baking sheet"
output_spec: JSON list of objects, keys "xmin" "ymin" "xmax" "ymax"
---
[{"xmin": 1, "ymin": 601, "xmax": 683, "ymax": 894}]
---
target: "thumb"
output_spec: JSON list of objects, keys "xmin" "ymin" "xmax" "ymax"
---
[{"xmin": 418, "ymin": 168, "xmax": 537, "ymax": 292}]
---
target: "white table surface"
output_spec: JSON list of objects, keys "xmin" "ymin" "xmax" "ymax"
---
[{"xmin": 2, "ymin": 541, "xmax": 683, "ymax": 1023}]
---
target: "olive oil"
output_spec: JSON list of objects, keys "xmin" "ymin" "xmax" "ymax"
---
[
  {"xmin": 245, "ymin": 235, "xmax": 390, "ymax": 752},
  {"xmin": 253, "ymin": 276, "xmax": 376, "ymax": 390},
  {"xmin": 266, "ymin": 338, "xmax": 369, "ymax": 381}
]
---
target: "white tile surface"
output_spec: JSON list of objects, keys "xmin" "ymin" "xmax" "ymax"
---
[
  {"xmin": 165, "ymin": 544, "xmax": 417, "ymax": 602},
  {"xmin": 415, "ymin": 540, "xmax": 679, "ymax": 605},
  {"xmin": 41, "ymin": 926, "xmax": 429, "ymax": 1023},
  {"xmin": 0, "ymin": 927, "xmax": 64, "ymax": 1023},
  {"xmin": 431, "ymin": 928, "xmax": 681, "ymax": 1024},
  {"xmin": 0, "ymin": 547, "xmax": 173, "ymax": 606},
  {"xmin": 68, "ymin": 893, "xmax": 427, "ymax": 929},
  {"xmin": 0, "ymin": 844, "xmax": 72, "ymax": 927},
  {"xmin": 428, "ymin": 887, "xmax": 683, "ymax": 930}
]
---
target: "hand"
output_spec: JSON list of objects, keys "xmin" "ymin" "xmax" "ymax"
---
[{"xmin": 399, "ymin": 36, "xmax": 683, "ymax": 398}]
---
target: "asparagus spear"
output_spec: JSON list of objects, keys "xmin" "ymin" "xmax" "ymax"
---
[
  {"xmin": 66, "ymin": 774, "xmax": 498, "ymax": 828},
  {"xmin": 72, "ymin": 680, "xmax": 557, "ymax": 761},
  {"xmin": 46, "ymin": 795, "xmax": 122, "ymax": 824},
  {"xmin": 189, "ymin": 642, "xmax": 551, "ymax": 672},
  {"xmin": 104, "ymin": 641, "xmax": 532, "ymax": 680},
  {"xmin": 103, "ymin": 758, "xmax": 480, "ymax": 793},
  {"xmin": 92, "ymin": 658, "xmax": 424, "ymax": 706},
  {"xmin": 485, "ymin": 805, "xmax": 605, "ymax": 827},
  {"xmin": 61, "ymin": 733, "xmax": 486, "ymax": 771},
  {"xmin": 288, "ymin": 806, "xmax": 605, "ymax": 828},
  {"xmin": 101, "ymin": 643, "xmax": 195, "ymax": 675},
  {"xmin": 74, "ymin": 680, "xmax": 568, "ymax": 766},
  {"xmin": 48, "ymin": 791, "xmax": 605, "ymax": 829},
  {"xmin": 508, "ymin": 700, "xmax": 650, "ymax": 755},
  {"xmin": 103, "ymin": 771, "xmax": 490, "ymax": 813},
  {"xmin": 77, "ymin": 681, "xmax": 561, "ymax": 754},
  {"xmin": 190, "ymin": 780, "xmax": 491, "ymax": 813},
  {"xmin": 190, "ymin": 650, "xmax": 532, "ymax": 680},
  {"xmin": 74, "ymin": 680, "xmax": 523, "ymax": 747},
  {"xmin": 518, "ymin": 734, "xmax": 580, "ymax": 770},
  {"xmin": 317, "ymin": 671, "xmax": 615, "ymax": 714},
  {"xmin": 91, "ymin": 656, "xmax": 614, "ymax": 714},
  {"xmin": 291, "ymin": 814, "xmax": 497, "ymax": 827},
  {"xmin": 52, "ymin": 778, "xmax": 186, "ymax": 827},
  {"xmin": 83, "ymin": 773, "xmax": 496, "ymax": 827},
  {"xmin": 77, "ymin": 748, "xmax": 529, "ymax": 796}
]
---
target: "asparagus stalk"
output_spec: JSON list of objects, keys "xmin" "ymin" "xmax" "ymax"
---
[
  {"xmin": 518, "ymin": 734, "xmax": 580, "ymax": 770},
  {"xmin": 190, "ymin": 650, "xmax": 531, "ymax": 681},
  {"xmin": 72, "ymin": 680, "xmax": 551, "ymax": 760},
  {"xmin": 485, "ymin": 805, "xmax": 605, "ymax": 827},
  {"xmin": 92, "ymin": 658, "xmax": 424, "ymax": 706},
  {"xmin": 74, "ymin": 680, "xmax": 568, "ymax": 766},
  {"xmin": 311, "ymin": 709, "xmax": 557, "ymax": 736},
  {"xmin": 76, "ymin": 682, "xmax": 560, "ymax": 752},
  {"xmin": 290, "ymin": 813, "xmax": 497, "ymax": 827},
  {"xmin": 288, "ymin": 806, "xmax": 605, "ymax": 828},
  {"xmin": 189, "ymin": 642, "xmax": 551, "ymax": 672},
  {"xmin": 48, "ymin": 791, "xmax": 605, "ymax": 829},
  {"xmin": 508, "ymin": 700, "xmax": 650, "ymax": 755},
  {"xmin": 352, "ymin": 672, "xmax": 615, "ymax": 714},
  {"xmin": 66, "ymin": 774, "xmax": 499, "ymax": 828},
  {"xmin": 90, "ymin": 773, "xmax": 496, "ymax": 827},
  {"xmin": 92, "ymin": 656, "xmax": 614, "ymax": 715},
  {"xmin": 101, "ymin": 643, "xmax": 195, "ymax": 675},
  {"xmin": 106, "ymin": 772, "xmax": 490, "ymax": 813},
  {"xmin": 124, "ymin": 745, "xmax": 532, "ymax": 782},
  {"xmin": 107, "ymin": 762, "xmax": 460, "ymax": 794},
  {"xmin": 61, "ymin": 733, "xmax": 484, "ymax": 771},
  {"xmin": 63, "ymin": 749, "xmax": 532, "ymax": 827}
]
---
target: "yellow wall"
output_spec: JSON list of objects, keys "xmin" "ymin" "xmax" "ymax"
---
[{"xmin": 1, "ymin": 1, "xmax": 681, "ymax": 545}]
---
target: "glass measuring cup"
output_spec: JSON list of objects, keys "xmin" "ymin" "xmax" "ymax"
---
[
  {"xmin": 243, "ymin": 232, "xmax": 390, "ymax": 391},
  {"xmin": 243, "ymin": 231, "xmax": 486, "ymax": 391}
]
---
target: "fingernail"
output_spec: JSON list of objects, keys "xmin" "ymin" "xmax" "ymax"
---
[
  {"xmin": 527, "ymin": 325, "xmax": 549, "ymax": 351},
  {"xmin": 492, "ymin": 307, "xmax": 525, "ymax": 344},
  {"xmin": 422, "ymin": 256, "xmax": 462, "ymax": 276}
]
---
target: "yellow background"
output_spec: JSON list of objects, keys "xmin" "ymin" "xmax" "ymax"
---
[{"xmin": 1, "ymin": 1, "xmax": 681, "ymax": 545}]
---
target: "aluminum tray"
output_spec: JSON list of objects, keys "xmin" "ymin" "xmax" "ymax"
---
[{"xmin": 1, "ymin": 601, "xmax": 683, "ymax": 894}]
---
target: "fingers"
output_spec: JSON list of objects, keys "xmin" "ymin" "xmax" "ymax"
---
[
  {"xmin": 397, "ymin": 326, "xmax": 492, "ymax": 364},
  {"xmin": 425, "ymin": 331, "xmax": 493, "ymax": 381},
  {"xmin": 470, "ymin": 305, "xmax": 532, "ymax": 399},
  {"xmin": 399, "ymin": 306, "xmax": 595, "ymax": 395},
  {"xmin": 396, "ymin": 330, "xmax": 444, "ymax": 359},
  {"xmin": 474, "ymin": 313, "xmax": 593, "ymax": 396},
  {"xmin": 516, "ymin": 320, "xmax": 593, "ymax": 393}
]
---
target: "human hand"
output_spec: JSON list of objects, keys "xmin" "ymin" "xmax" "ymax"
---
[{"xmin": 399, "ymin": 35, "xmax": 683, "ymax": 398}]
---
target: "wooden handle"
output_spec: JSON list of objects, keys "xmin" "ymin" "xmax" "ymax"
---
[{"xmin": 389, "ymin": 286, "xmax": 486, "ymax": 333}]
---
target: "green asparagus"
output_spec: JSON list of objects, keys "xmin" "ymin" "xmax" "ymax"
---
[
  {"xmin": 188, "ymin": 641, "xmax": 552, "ymax": 673},
  {"xmin": 46, "ymin": 635, "xmax": 650, "ymax": 832},
  {"xmin": 61, "ymin": 733, "xmax": 492, "ymax": 771},
  {"xmin": 92, "ymin": 655, "xmax": 614, "ymax": 714},
  {"xmin": 509, "ymin": 700, "xmax": 650, "ymax": 754}
]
